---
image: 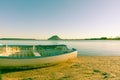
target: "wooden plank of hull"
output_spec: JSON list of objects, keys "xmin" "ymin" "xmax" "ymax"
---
[{"xmin": 0, "ymin": 51, "xmax": 77, "ymax": 69}]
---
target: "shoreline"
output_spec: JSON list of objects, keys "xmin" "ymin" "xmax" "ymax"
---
[{"xmin": 1, "ymin": 56, "xmax": 120, "ymax": 80}]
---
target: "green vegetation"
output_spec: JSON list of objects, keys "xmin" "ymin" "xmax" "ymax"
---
[
  {"xmin": 48, "ymin": 35, "xmax": 62, "ymax": 40},
  {"xmin": 48, "ymin": 35, "xmax": 120, "ymax": 40},
  {"xmin": 85, "ymin": 37, "xmax": 120, "ymax": 40},
  {"xmin": 85, "ymin": 37, "xmax": 108, "ymax": 40},
  {"xmin": 0, "ymin": 35, "xmax": 120, "ymax": 40},
  {"xmin": 0, "ymin": 38, "xmax": 36, "ymax": 40}
]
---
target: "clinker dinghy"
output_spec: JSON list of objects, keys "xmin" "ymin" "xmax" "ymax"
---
[{"xmin": 0, "ymin": 44, "xmax": 77, "ymax": 69}]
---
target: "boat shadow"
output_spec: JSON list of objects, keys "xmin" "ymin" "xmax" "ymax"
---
[{"xmin": 0, "ymin": 64, "xmax": 57, "ymax": 74}]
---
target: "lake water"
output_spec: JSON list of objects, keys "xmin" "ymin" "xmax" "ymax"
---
[{"xmin": 0, "ymin": 40, "xmax": 120, "ymax": 56}]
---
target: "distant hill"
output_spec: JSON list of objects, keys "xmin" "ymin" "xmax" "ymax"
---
[{"xmin": 48, "ymin": 35, "xmax": 62, "ymax": 40}]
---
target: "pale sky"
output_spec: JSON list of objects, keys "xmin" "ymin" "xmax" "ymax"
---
[{"xmin": 0, "ymin": 0, "xmax": 120, "ymax": 39}]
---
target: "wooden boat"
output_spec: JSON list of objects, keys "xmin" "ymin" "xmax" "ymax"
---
[{"xmin": 0, "ymin": 44, "xmax": 77, "ymax": 69}]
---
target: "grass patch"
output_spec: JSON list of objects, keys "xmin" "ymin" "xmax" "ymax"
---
[
  {"xmin": 58, "ymin": 75, "xmax": 71, "ymax": 80},
  {"xmin": 102, "ymin": 72, "xmax": 108, "ymax": 75},
  {"xmin": 93, "ymin": 69, "xmax": 109, "ymax": 79},
  {"xmin": 93, "ymin": 69, "xmax": 101, "ymax": 73},
  {"xmin": 70, "ymin": 63, "xmax": 80, "ymax": 68},
  {"xmin": 21, "ymin": 78, "xmax": 33, "ymax": 80}
]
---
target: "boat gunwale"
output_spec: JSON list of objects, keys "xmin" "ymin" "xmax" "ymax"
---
[{"xmin": 0, "ymin": 50, "xmax": 77, "ymax": 59}]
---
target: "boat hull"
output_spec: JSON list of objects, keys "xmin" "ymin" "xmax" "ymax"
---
[{"xmin": 0, "ymin": 51, "xmax": 77, "ymax": 69}]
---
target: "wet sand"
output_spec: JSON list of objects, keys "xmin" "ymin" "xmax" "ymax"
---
[{"xmin": 1, "ymin": 56, "xmax": 120, "ymax": 80}]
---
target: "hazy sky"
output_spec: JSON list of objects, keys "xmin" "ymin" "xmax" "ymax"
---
[{"xmin": 0, "ymin": 0, "xmax": 120, "ymax": 39}]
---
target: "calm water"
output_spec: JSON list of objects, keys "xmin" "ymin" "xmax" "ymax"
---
[{"xmin": 0, "ymin": 40, "xmax": 120, "ymax": 56}]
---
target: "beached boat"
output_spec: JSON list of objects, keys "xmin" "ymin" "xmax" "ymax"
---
[{"xmin": 0, "ymin": 44, "xmax": 77, "ymax": 69}]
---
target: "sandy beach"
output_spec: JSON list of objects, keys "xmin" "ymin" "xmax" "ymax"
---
[{"xmin": 1, "ymin": 56, "xmax": 120, "ymax": 80}]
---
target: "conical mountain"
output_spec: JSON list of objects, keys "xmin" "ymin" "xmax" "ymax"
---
[{"xmin": 48, "ymin": 35, "xmax": 61, "ymax": 40}]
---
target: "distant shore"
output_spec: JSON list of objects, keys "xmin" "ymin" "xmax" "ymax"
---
[
  {"xmin": 0, "ymin": 38, "xmax": 36, "ymax": 40},
  {"xmin": 0, "ymin": 37, "xmax": 120, "ymax": 40},
  {"xmin": 1, "ymin": 56, "xmax": 120, "ymax": 80},
  {"xmin": 0, "ymin": 38, "xmax": 120, "ymax": 41}
]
